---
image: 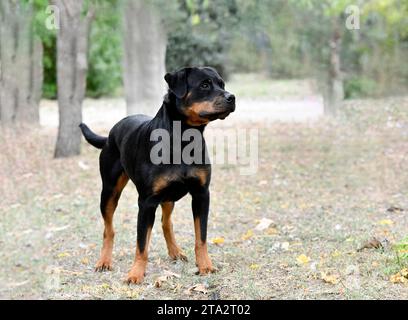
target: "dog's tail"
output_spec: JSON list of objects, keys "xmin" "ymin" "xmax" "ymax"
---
[{"xmin": 79, "ymin": 123, "xmax": 107, "ymax": 149}]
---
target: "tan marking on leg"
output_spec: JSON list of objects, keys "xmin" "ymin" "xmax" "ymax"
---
[
  {"xmin": 152, "ymin": 176, "xmax": 168, "ymax": 194},
  {"xmin": 126, "ymin": 227, "xmax": 152, "ymax": 284},
  {"xmin": 116, "ymin": 172, "xmax": 129, "ymax": 191},
  {"xmin": 95, "ymin": 173, "xmax": 129, "ymax": 272},
  {"xmin": 191, "ymin": 168, "xmax": 209, "ymax": 186},
  {"xmin": 161, "ymin": 202, "xmax": 187, "ymax": 261},
  {"xmin": 194, "ymin": 217, "xmax": 215, "ymax": 274}
]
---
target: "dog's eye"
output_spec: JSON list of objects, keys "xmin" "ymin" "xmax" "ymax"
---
[{"xmin": 200, "ymin": 80, "xmax": 211, "ymax": 90}]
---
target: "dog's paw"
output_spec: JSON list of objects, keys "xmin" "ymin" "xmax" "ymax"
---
[
  {"xmin": 196, "ymin": 265, "xmax": 217, "ymax": 275},
  {"xmin": 126, "ymin": 270, "xmax": 145, "ymax": 284},
  {"xmin": 169, "ymin": 247, "xmax": 188, "ymax": 262},
  {"xmin": 94, "ymin": 258, "xmax": 113, "ymax": 272}
]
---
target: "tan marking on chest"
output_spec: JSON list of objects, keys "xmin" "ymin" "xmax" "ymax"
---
[
  {"xmin": 152, "ymin": 168, "xmax": 209, "ymax": 194},
  {"xmin": 152, "ymin": 173, "xmax": 180, "ymax": 194},
  {"xmin": 184, "ymin": 101, "xmax": 214, "ymax": 126}
]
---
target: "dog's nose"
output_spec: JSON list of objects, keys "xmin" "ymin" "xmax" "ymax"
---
[{"xmin": 225, "ymin": 93, "xmax": 235, "ymax": 104}]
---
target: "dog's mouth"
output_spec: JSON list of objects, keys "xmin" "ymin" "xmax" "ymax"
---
[{"xmin": 199, "ymin": 109, "xmax": 233, "ymax": 121}]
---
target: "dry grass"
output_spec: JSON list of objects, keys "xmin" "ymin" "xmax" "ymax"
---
[{"xmin": 1, "ymin": 96, "xmax": 408, "ymax": 299}]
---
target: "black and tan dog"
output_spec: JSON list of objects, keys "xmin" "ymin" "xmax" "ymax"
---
[{"xmin": 79, "ymin": 67, "xmax": 235, "ymax": 284}]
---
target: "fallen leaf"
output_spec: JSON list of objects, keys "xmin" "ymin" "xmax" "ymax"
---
[
  {"xmin": 211, "ymin": 237, "xmax": 225, "ymax": 245},
  {"xmin": 81, "ymin": 285, "xmax": 91, "ymax": 292},
  {"xmin": 173, "ymin": 283, "xmax": 182, "ymax": 293},
  {"xmin": 125, "ymin": 289, "xmax": 139, "ymax": 299},
  {"xmin": 296, "ymin": 254, "xmax": 310, "ymax": 265},
  {"xmin": 332, "ymin": 250, "xmax": 341, "ymax": 258},
  {"xmin": 101, "ymin": 283, "xmax": 110, "ymax": 290},
  {"xmin": 378, "ymin": 219, "xmax": 394, "ymax": 225},
  {"xmin": 154, "ymin": 270, "xmax": 181, "ymax": 288},
  {"xmin": 60, "ymin": 269, "xmax": 83, "ymax": 276},
  {"xmin": 254, "ymin": 218, "xmax": 274, "ymax": 231},
  {"xmin": 242, "ymin": 229, "xmax": 254, "ymax": 241},
  {"xmin": 281, "ymin": 242, "xmax": 290, "ymax": 251},
  {"xmin": 81, "ymin": 257, "xmax": 89, "ymax": 265},
  {"xmin": 357, "ymin": 237, "xmax": 383, "ymax": 252},
  {"xmin": 321, "ymin": 272, "xmax": 339, "ymax": 285},
  {"xmin": 184, "ymin": 283, "xmax": 208, "ymax": 295},
  {"xmin": 280, "ymin": 203, "xmax": 289, "ymax": 209},
  {"xmin": 249, "ymin": 264, "xmax": 260, "ymax": 270},
  {"xmin": 154, "ymin": 275, "xmax": 170, "ymax": 288},
  {"xmin": 266, "ymin": 227, "xmax": 279, "ymax": 235},
  {"xmin": 387, "ymin": 206, "xmax": 403, "ymax": 213},
  {"xmin": 57, "ymin": 252, "xmax": 71, "ymax": 258},
  {"xmin": 163, "ymin": 270, "xmax": 181, "ymax": 279},
  {"xmin": 390, "ymin": 269, "xmax": 408, "ymax": 284}
]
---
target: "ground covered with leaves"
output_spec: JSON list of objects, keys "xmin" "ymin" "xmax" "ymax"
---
[{"xmin": 1, "ymin": 96, "xmax": 408, "ymax": 299}]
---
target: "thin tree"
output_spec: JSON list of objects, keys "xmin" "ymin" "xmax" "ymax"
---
[
  {"xmin": 53, "ymin": 0, "xmax": 94, "ymax": 158},
  {"xmin": 0, "ymin": 1, "xmax": 43, "ymax": 126},
  {"xmin": 326, "ymin": 18, "xmax": 344, "ymax": 116},
  {"xmin": 122, "ymin": 0, "xmax": 166, "ymax": 115}
]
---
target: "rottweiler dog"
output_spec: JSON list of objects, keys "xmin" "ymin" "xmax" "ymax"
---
[{"xmin": 79, "ymin": 66, "xmax": 235, "ymax": 284}]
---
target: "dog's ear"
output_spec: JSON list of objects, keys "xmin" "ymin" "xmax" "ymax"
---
[{"xmin": 164, "ymin": 68, "xmax": 190, "ymax": 98}]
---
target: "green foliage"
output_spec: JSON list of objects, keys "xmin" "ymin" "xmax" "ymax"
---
[
  {"xmin": 166, "ymin": 29, "xmax": 228, "ymax": 76},
  {"xmin": 18, "ymin": 0, "xmax": 57, "ymax": 98},
  {"xmin": 24, "ymin": 0, "xmax": 408, "ymax": 99},
  {"xmin": 86, "ymin": 1, "xmax": 122, "ymax": 98},
  {"xmin": 28, "ymin": 0, "xmax": 122, "ymax": 98},
  {"xmin": 42, "ymin": 39, "xmax": 57, "ymax": 99},
  {"xmin": 395, "ymin": 236, "xmax": 408, "ymax": 264},
  {"xmin": 230, "ymin": 0, "xmax": 408, "ymax": 98},
  {"xmin": 165, "ymin": 0, "xmax": 239, "ymax": 78},
  {"xmin": 344, "ymin": 76, "xmax": 377, "ymax": 99}
]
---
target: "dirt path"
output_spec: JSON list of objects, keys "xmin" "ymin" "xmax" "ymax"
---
[{"xmin": 40, "ymin": 95, "xmax": 324, "ymax": 129}]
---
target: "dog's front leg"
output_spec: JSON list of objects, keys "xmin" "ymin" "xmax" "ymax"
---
[
  {"xmin": 126, "ymin": 198, "xmax": 157, "ymax": 284},
  {"xmin": 192, "ymin": 189, "xmax": 216, "ymax": 274}
]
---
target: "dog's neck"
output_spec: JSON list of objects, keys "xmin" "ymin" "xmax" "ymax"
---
[
  {"xmin": 148, "ymin": 92, "xmax": 208, "ymax": 164},
  {"xmin": 152, "ymin": 91, "xmax": 206, "ymax": 134}
]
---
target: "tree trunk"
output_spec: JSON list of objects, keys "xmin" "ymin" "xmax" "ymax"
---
[
  {"xmin": 0, "ymin": 1, "xmax": 42, "ymax": 126},
  {"xmin": 53, "ymin": 0, "xmax": 93, "ymax": 158},
  {"xmin": 122, "ymin": 0, "xmax": 166, "ymax": 116},
  {"xmin": 325, "ymin": 20, "xmax": 344, "ymax": 116}
]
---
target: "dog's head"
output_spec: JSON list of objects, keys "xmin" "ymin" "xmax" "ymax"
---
[{"xmin": 164, "ymin": 67, "xmax": 235, "ymax": 126}]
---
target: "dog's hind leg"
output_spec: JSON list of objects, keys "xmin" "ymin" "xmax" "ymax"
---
[
  {"xmin": 161, "ymin": 202, "xmax": 187, "ymax": 261},
  {"xmin": 95, "ymin": 148, "xmax": 129, "ymax": 272}
]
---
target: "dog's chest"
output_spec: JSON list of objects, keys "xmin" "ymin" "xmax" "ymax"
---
[{"xmin": 152, "ymin": 167, "xmax": 209, "ymax": 194}]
